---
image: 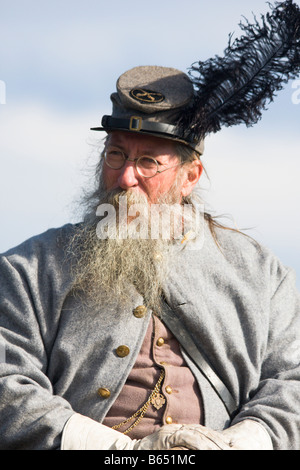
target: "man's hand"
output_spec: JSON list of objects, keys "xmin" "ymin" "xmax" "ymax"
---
[
  {"xmin": 134, "ymin": 423, "xmax": 231, "ymax": 450},
  {"xmin": 135, "ymin": 421, "xmax": 273, "ymax": 450},
  {"xmin": 61, "ymin": 413, "xmax": 272, "ymax": 450}
]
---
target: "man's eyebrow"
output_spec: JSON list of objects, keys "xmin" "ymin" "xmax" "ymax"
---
[
  {"xmin": 107, "ymin": 143, "xmax": 124, "ymax": 150},
  {"xmin": 108, "ymin": 142, "xmax": 165, "ymax": 157}
]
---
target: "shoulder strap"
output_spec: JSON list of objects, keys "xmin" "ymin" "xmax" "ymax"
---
[{"xmin": 161, "ymin": 300, "xmax": 237, "ymax": 419}]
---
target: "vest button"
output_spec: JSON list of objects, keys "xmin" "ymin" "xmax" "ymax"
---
[
  {"xmin": 165, "ymin": 385, "xmax": 172, "ymax": 394},
  {"xmin": 133, "ymin": 305, "xmax": 147, "ymax": 318},
  {"xmin": 166, "ymin": 416, "xmax": 173, "ymax": 424},
  {"xmin": 97, "ymin": 387, "xmax": 111, "ymax": 399},
  {"xmin": 116, "ymin": 345, "xmax": 130, "ymax": 357},
  {"xmin": 153, "ymin": 252, "xmax": 162, "ymax": 262},
  {"xmin": 156, "ymin": 337, "xmax": 165, "ymax": 347}
]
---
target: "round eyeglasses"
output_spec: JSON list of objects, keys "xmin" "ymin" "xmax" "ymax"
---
[{"xmin": 103, "ymin": 147, "xmax": 183, "ymax": 178}]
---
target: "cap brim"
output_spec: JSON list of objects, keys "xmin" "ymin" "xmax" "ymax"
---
[{"xmin": 90, "ymin": 116, "xmax": 203, "ymax": 155}]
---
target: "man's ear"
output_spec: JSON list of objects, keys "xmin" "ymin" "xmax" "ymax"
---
[{"xmin": 180, "ymin": 160, "xmax": 203, "ymax": 197}]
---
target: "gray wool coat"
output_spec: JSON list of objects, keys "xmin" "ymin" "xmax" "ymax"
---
[{"xmin": 0, "ymin": 223, "xmax": 300, "ymax": 450}]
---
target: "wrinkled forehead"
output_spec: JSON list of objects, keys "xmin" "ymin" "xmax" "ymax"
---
[{"xmin": 106, "ymin": 130, "xmax": 179, "ymax": 156}]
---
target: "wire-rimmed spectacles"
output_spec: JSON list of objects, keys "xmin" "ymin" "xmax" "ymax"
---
[{"xmin": 103, "ymin": 146, "xmax": 183, "ymax": 178}]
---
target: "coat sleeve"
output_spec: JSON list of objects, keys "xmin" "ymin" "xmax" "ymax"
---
[
  {"xmin": 231, "ymin": 266, "xmax": 300, "ymax": 450},
  {"xmin": 0, "ymin": 254, "xmax": 74, "ymax": 449}
]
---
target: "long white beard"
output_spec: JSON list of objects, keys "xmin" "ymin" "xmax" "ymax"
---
[
  {"xmin": 69, "ymin": 196, "xmax": 176, "ymax": 312},
  {"xmin": 68, "ymin": 174, "xmax": 200, "ymax": 312}
]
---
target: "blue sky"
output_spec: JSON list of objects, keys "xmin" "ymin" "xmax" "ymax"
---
[{"xmin": 0, "ymin": 0, "xmax": 299, "ymax": 287}]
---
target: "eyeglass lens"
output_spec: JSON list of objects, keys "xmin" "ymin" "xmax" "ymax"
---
[{"xmin": 104, "ymin": 148, "xmax": 159, "ymax": 177}]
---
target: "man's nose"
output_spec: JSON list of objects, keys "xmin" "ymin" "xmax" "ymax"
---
[{"xmin": 117, "ymin": 160, "xmax": 139, "ymax": 189}]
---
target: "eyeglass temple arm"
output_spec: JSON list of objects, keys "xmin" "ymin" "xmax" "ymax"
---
[{"xmin": 156, "ymin": 162, "xmax": 183, "ymax": 174}]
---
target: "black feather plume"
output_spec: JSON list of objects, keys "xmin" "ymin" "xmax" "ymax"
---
[{"xmin": 178, "ymin": 0, "xmax": 300, "ymax": 141}]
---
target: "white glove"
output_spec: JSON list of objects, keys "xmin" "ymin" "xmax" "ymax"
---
[
  {"xmin": 61, "ymin": 413, "xmax": 273, "ymax": 450},
  {"xmin": 61, "ymin": 413, "xmax": 225, "ymax": 450},
  {"xmin": 159, "ymin": 420, "xmax": 273, "ymax": 450},
  {"xmin": 221, "ymin": 420, "xmax": 273, "ymax": 450},
  {"xmin": 138, "ymin": 420, "xmax": 273, "ymax": 450}
]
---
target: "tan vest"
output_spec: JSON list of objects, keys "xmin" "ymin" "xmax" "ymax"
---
[{"xmin": 103, "ymin": 315, "xmax": 204, "ymax": 439}]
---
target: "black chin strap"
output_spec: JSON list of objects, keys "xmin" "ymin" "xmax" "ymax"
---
[{"xmin": 91, "ymin": 115, "xmax": 198, "ymax": 147}]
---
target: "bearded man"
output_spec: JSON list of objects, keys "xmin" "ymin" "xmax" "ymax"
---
[{"xmin": 1, "ymin": 1, "xmax": 300, "ymax": 451}]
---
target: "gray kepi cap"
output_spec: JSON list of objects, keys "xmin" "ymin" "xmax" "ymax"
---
[
  {"xmin": 90, "ymin": 3, "xmax": 300, "ymax": 158},
  {"xmin": 91, "ymin": 65, "xmax": 205, "ymax": 155}
]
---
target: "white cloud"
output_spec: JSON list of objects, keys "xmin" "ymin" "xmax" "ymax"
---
[
  {"xmin": 0, "ymin": 102, "xmax": 104, "ymax": 250},
  {"xmin": 200, "ymin": 126, "xmax": 300, "ymax": 287}
]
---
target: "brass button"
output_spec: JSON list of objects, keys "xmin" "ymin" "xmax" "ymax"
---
[
  {"xmin": 153, "ymin": 252, "xmax": 163, "ymax": 262},
  {"xmin": 156, "ymin": 337, "xmax": 165, "ymax": 347},
  {"xmin": 165, "ymin": 385, "xmax": 172, "ymax": 394},
  {"xmin": 166, "ymin": 416, "xmax": 173, "ymax": 424},
  {"xmin": 133, "ymin": 305, "xmax": 147, "ymax": 318},
  {"xmin": 97, "ymin": 387, "xmax": 111, "ymax": 399},
  {"xmin": 116, "ymin": 345, "xmax": 130, "ymax": 357}
]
